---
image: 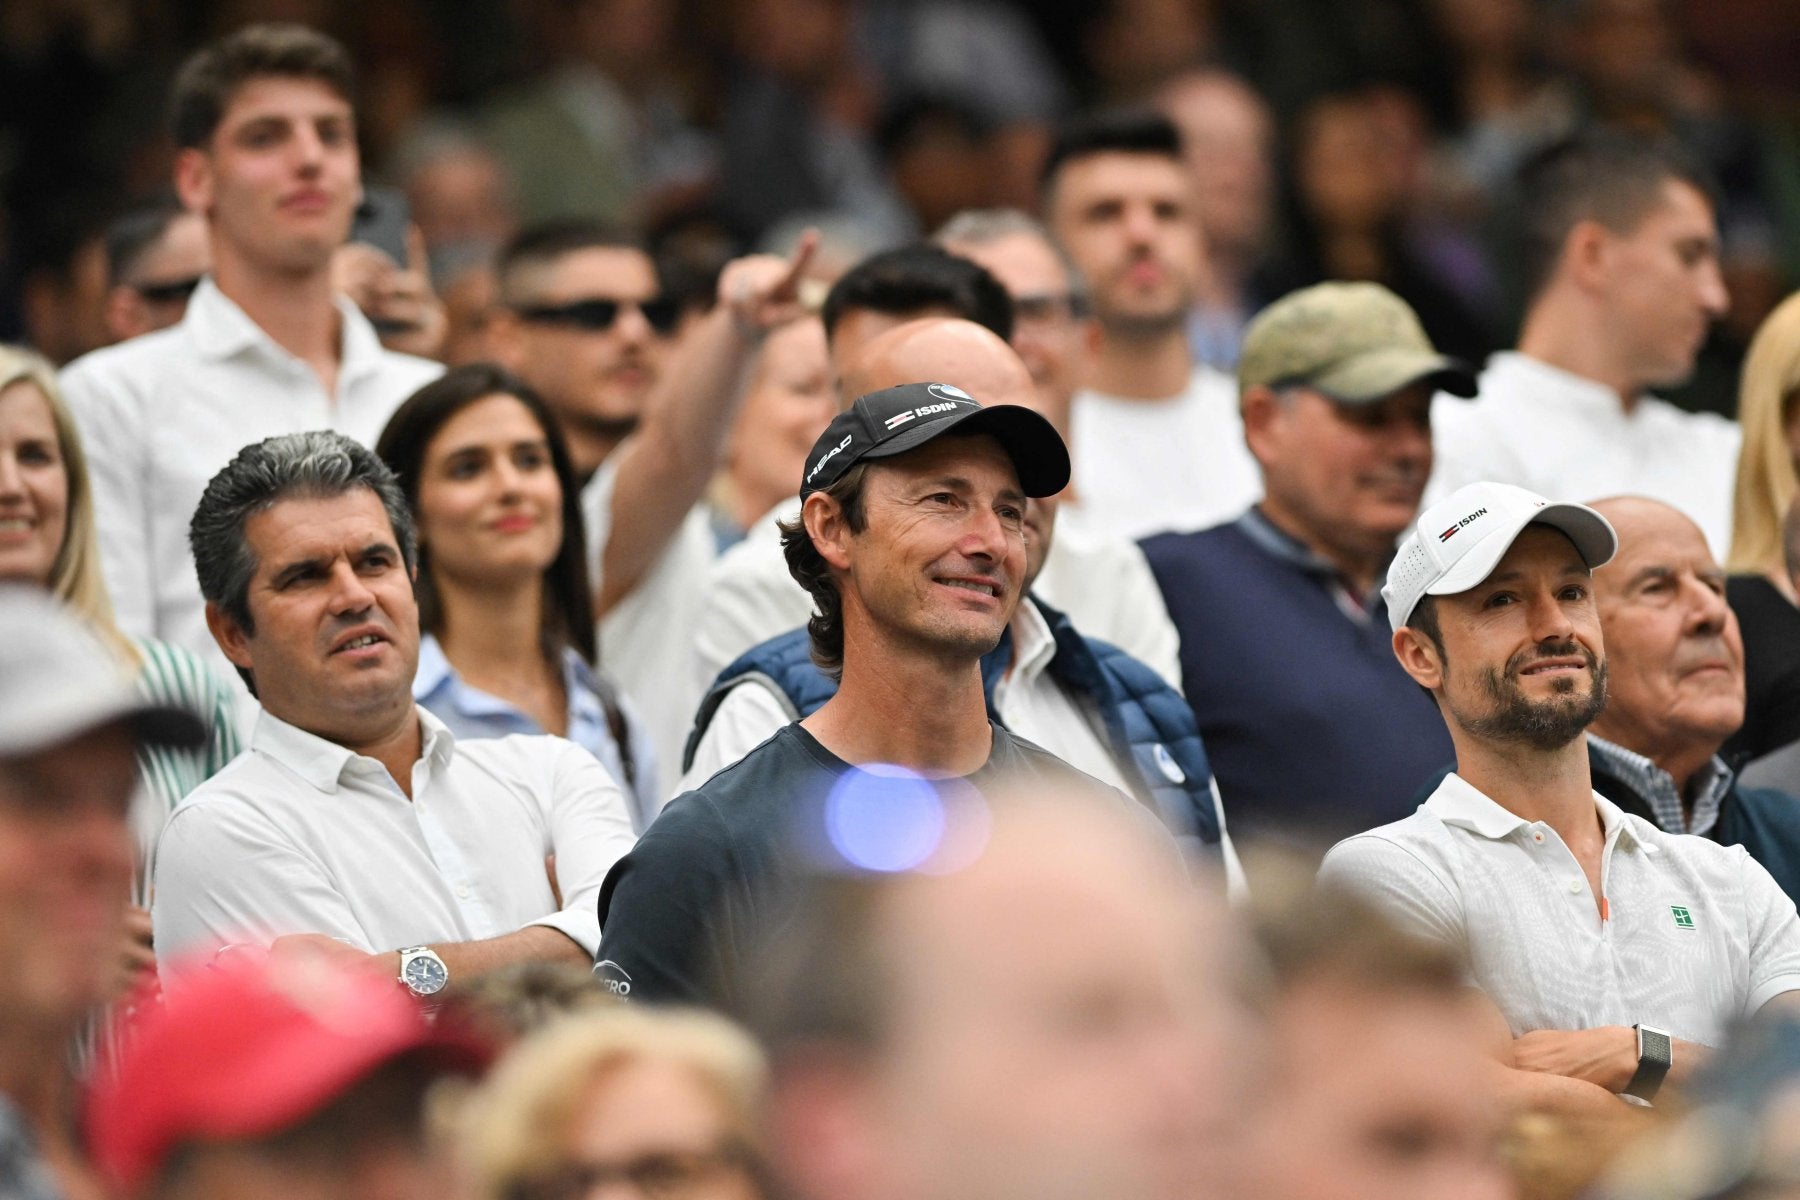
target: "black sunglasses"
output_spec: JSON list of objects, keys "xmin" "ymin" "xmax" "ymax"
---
[
  {"xmin": 135, "ymin": 276, "xmax": 204, "ymax": 305},
  {"xmin": 514, "ymin": 296, "xmax": 683, "ymax": 336}
]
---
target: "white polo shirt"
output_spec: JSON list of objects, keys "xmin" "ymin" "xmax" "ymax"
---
[
  {"xmin": 1427, "ymin": 351, "xmax": 1741, "ymax": 558},
  {"xmin": 1318, "ymin": 772, "xmax": 1800, "ymax": 1047},
  {"xmin": 60, "ymin": 279, "xmax": 442, "ymax": 691},
  {"xmin": 151, "ymin": 706, "xmax": 637, "ymax": 962}
]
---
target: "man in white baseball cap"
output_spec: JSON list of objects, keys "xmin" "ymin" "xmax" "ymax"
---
[
  {"xmin": 0, "ymin": 586, "xmax": 204, "ymax": 1200},
  {"xmin": 1320, "ymin": 482, "xmax": 1800, "ymax": 1125}
]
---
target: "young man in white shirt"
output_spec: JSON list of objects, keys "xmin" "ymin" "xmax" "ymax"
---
[
  {"xmin": 153, "ymin": 432, "xmax": 637, "ymax": 999},
  {"xmin": 1428, "ymin": 132, "xmax": 1738, "ymax": 555},
  {"xmin": 61, "ymin": 26, "xmax": 443, "ymax": 680},
  {"xmin": 1320, "ymin": 481, "xmax": 1800, "ymax": 1117},
  {"xmin": 1041, "ymin": 109, "xmax": 1261, "ymax": 541}
]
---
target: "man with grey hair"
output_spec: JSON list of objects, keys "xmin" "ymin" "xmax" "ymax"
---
[{"xmin": 154, "ymin": 432, "xmax": 637, "ymax": 997}]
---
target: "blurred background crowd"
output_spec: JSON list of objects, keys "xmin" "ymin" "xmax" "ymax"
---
[{"xmin": 5, "ymin": 0, "xmax": 1800, "ymax": 415}]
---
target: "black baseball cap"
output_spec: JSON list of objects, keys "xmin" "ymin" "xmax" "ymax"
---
[{"xmin": 799, "ymin": 382, "xmax": 1071, "ymax": 499}]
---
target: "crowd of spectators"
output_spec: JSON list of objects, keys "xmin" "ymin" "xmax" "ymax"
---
[{"xmin": 6, "ymin": 3, "xmax": 1800, "ymax": 1200}]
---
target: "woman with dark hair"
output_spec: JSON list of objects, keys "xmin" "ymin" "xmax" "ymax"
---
[{"xmin": 377, "ymin": 363, "xmax": 656, "ymax": 825}]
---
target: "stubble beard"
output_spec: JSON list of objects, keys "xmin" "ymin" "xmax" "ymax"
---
[{"xmin": 1451, "ymin": 641, "xmax": 1609, "ymax": 752}]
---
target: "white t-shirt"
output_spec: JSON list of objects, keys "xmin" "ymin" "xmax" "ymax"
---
[
  {"xmin": 691, "ymin": 496, "xmax": 1182, "ymax": 703},
  {"xmin": 582, "ymin": 456, "xmax": 716, "ymax": 783},
  {"xmin": 1318, "ymin": 772, "xmax": 1800, "ymax": 1047},
  {"xmin": 152, "ymin": 707, "xmax": 637, "ymax": 961},
  {"xmin": 60, "ymin": 279, "xmax": 442, "ymax": 689},
  {"xmin": 1069, "ymin": 366, "xmax": 1262, "ymax": 542},
  {"xmin": 1428, "ymin": 351, "xmax": 1741, "ymax": 558}
]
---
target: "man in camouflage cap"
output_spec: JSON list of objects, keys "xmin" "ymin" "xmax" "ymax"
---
[{"xmin": 1140, "ymin": 282, "xmax": 1478, "ymax": 854}]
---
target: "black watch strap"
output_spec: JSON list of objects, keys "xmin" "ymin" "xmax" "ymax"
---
[{"xmin": 1625, "ymin": 1024, "xmax": 1672, "ymax": 1101}]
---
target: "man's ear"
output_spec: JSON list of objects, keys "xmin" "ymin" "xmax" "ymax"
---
[
  {"xmin": 804, "ymin": 492, "xmax": 855, "ymax": 572},
  {"xmin": 1392, "ymin": 624, "xmax": 1444, "ymax": 691},
  {"xmin": 173, "ymin": 147, "xmax": 214, "ymax": 218},
  {"xmin": 1563, "ymin": 219, "xmax": 1614, "ymax": 294},
  {"xmin": 205, "ymin": 601, "xmax": 255, "ymax": 671},
  {"xmin": 1239, "ymin": 384, "xmax": 1286, "ymax": 464}
]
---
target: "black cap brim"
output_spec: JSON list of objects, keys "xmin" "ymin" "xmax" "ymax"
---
[{"xmin": 860, "ymin": 404, "xmax": 1071, "ymax": 498}]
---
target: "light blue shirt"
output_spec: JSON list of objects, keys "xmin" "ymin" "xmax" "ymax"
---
[{"xmin": 414, "ymin": 635, "xmax": 659, "ymax": 830}]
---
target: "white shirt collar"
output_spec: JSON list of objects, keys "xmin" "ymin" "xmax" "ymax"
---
[
  {"xmin": 250, "ymin": 704, "xmax": 455, "ymax": 794},
  {"xmin": 1009, "ymin": 597, "xmax": 1059, "ymax": 683},
  {"xmin": 182, "ymin": 275, "xmax": 392, "ymax": 387},
  {"xmin": 1485, "ymin": 351, "xmax": 1638, "ymax": 414},
  {"xmin": 1426, "ymin": 770, "xmax": 1647, "ymax": 850}
]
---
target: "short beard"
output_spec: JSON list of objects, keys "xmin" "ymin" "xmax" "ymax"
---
[{"xmin": 1449, "ymin": 640, "xmax": 1608, "ymax": 752}]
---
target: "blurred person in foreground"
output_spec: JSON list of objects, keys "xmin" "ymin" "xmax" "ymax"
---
[
  {"xmin": 461, "ymin": 1007, "xmax": 770, "ymax": 1200},
  {"xmin": 487, "ymin": 221, "xmax": 817, "ymax": 780},
  {"xmin": 1240, "ymin": 886, "xmax": 1514, "ymax": 1200},
  {"xmin": 1321, "ymin": 481, "xmax": 1800, "ymax": 1119},
  {"xmin": 61, "ymin": 25, "xmax": 443, "ymax": 688},
  {"xmin": 1141, "ymin": 282, "xmax": 1468, "ymax": 851},
  {"xmin": 152, "ymin": 432, "xmax": 637, "ymax": 994},
  {"xmin": 0, "ymin": 347, "xmax": 239, "ymax": 966},
  {"xmin": 101, "ymin": 201, "xmax": 210, "ymax": 344},
  {"xmin": 596, "ymin": 381, "xmax": 1093, "ymax": 1007},
  {"xmin": 376, "ymin": 364, "xmax": 660, "ymax": 828},
  {"xmin": 1583, "ymin": 497, "xmax": 1800, "ymax": 903},
  {"xmin": 1041, "ymin": 108, "xmax": 1261, "ymax": 541},
  {"xmin": 0, "ymin": 587, "xmax": 203, "ymax": 1200},
  {"xmin": 1724, "ymin": 291, "xmax": 1800, "ymax": 765},
  {"xmin": 85, "ymin": 949, "xmax": 488, "ymax": 1200},
  {"xmin": 680, "ymin": 320, "xmax": 1234, "ymax": 881},
  {"xmin": 751, "ymin": 786, "xmax": 1243, "ymax": 1200},
  {"xmin": 1429, "ymin": 131, "xmax": 1736, "ymax": 555}
]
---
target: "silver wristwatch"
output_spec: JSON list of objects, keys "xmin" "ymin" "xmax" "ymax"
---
[{"xmin": 397, "ymin": 946, "xmax": 448, "ymax": 997}]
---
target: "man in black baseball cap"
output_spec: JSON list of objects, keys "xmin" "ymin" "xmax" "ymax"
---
[{"xmin": 596, "ymin": 382, "xmax": 1096, "ymax": 1009}]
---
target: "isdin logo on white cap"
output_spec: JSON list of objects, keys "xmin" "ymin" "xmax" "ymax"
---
[{"xmin": 1437, "ymin": 506, "xmax": 1489, "ymax": 543}]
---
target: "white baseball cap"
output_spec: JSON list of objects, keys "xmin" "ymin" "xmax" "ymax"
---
[
  {"xmin": 1382, "ymin": 482, "xmax": 1618, "ymax": 634},
  {"xmin": 0, "ymin": 586, "xmax": 205, "ymax": 758}
]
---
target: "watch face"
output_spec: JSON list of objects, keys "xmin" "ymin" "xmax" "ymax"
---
[{"xmin": 403, "ymin": 953, "xmax": 448, "ymax": 995}]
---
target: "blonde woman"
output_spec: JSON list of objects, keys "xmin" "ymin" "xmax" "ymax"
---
[
  {"xmin": 1725, "ymin": 294, "xmax": 1800, "ymax": 762},
  {"xmin": 461, "ymin": 1007, "xmax": 770, "ymax": 1200},
  {"xmin": 0, "ymin": 345, "xmax": 238, "ymax": 997}
]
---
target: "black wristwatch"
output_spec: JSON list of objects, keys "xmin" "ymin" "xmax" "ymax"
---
[{"xmin": 1624, "ymin": 1023, "xmax": 1672, "ymax": 1101}]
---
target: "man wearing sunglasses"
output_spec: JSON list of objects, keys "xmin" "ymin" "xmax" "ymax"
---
[
  {"xmin": 490, "ymin": 223, "xmax": 684, "ymax": 481},
  {"xmin": 101, "ymin": 200, "xmax": 212, "ymax": 344},
  {"xmin": 490, "ymin": 219, "xmax": 820, "ymax": 779}
]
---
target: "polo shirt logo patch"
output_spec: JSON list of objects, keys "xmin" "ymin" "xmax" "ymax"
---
[{"xmin": 1670, "ymin": 905, "xmax": 1696, "ymax": 930}]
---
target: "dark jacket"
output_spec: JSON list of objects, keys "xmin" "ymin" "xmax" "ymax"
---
[
  {"xmin": 683, "ymin": 597, "xmax": 1223, "ymax": 855},
  {"xmin": 1589, "ymin": 743, "xmax": 1800, "ymax": 906}
]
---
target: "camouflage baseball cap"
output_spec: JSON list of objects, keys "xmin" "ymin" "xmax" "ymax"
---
[{"xmin": 1238, "ymin": 282, "xmax": 1478, "ymax": 403}]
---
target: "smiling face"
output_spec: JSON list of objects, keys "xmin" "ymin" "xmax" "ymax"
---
[
  {"xmin": 1047, "ymin": 151, "xmax": 1204, "ymax": 338},
  {"xmin": 0, "ymin": 382, "xmax": 69, "ymax": 587},
  {"xmin": 176, "ymin": 76, "xmax": 358, "ymax": 276},
  {"xmin": 818, "ymin": 434, "xmax": 1028, "ymax": 666},
  {"xmin": 1404, "ymin": 526, "xmax": 1608, "ymax": 752},
  {"xmin": 416, "ymin": 394, "xmax": 564, "ymax": 589},
  {"xmin": 1589, "ymin": 498, "xmax": 1745, "ymax": 761},
  {"xmin": 211, "ymin": 488, "xmax": 420, "ymax": 741}
]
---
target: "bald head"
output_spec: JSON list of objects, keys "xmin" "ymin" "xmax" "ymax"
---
[
  {"xmin": 839, "ymin": 317, "xmax": 1038, "ymax": 416},
  {"xmin": 1587, "ymin": 496, "xmax": 1744, "ymax": 785}
]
